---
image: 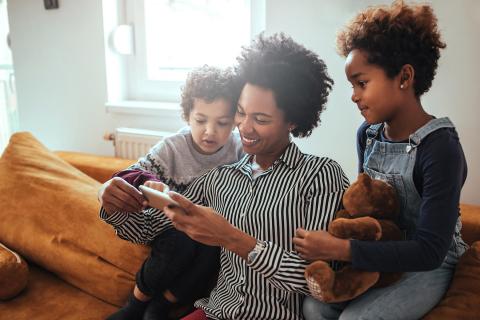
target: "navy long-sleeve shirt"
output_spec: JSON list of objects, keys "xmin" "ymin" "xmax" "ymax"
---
[{"xmin": 350, "ymin": 121, "xmax": 468, "ymax": 272}]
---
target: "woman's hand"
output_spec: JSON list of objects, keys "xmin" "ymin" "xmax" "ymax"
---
[
  {"xmin": 293, "ymin": 228, "xmax": 352, "ymax": 262},
  {"xmin": 163, "ymin": 192, "xmax": 235, "ymax": 246},
  {"xmin": 98, "ymin": 177, "xmax": 147, "ymax": 215},
  {"xmin": 164, "ymin": 192, "xmax": 256, "ymax": 259}
]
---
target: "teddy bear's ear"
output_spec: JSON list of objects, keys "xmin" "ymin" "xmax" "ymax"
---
[{"xmin": 358, "ymin": 173, "xmax": 372, "ymax": 189}]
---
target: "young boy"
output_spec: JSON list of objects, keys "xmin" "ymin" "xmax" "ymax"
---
[{"xmin": 99, "ymin": 65, "xmax": 244, "ymax": 320}]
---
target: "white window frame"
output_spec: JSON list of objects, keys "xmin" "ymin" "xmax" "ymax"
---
[{"xmin": 102, "ymin": 0, "xmax": 265, "ymax": 116}]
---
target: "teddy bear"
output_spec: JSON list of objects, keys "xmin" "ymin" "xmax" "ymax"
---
[{"xmin": 305, "ymin": 173, "xmax": 404, "ymax": 303}]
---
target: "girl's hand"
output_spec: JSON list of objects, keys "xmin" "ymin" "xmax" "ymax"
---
[
  {"xmin": 293, "ymin": 228, "xmax": 352, "ymax": 262},
  {"xmin": 98, "ymin": 177, "xmax": 146, "ymax": 215},
  {"xmin": 143, "ymin": 180, "xmax": 169, "ymax": 192}
]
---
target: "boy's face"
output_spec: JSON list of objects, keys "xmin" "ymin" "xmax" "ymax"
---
[
  {"xmin": 345, "ymin": 49, "xmax": 404, "ymax": 124},
  {"xmin": 188, "ymin": 98, "xmax": 235, "ymax": 155}
]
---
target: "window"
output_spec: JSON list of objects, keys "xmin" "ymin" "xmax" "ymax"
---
[
  {"xmin": 0, "ymin": 0, "xmax": 18, "ymax": 152},
  {"xmin": 103, "ymin": 0, "xmax": 265, "ymax": 111}
]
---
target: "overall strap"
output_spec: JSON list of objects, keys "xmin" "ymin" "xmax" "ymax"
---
[
  {"xmin": 409, "ymin": 117, "xmax": 455, "ymax": 146},
  {"xmin": 366, "ymin": 123, "xmax": 383, "ymax": 139}
]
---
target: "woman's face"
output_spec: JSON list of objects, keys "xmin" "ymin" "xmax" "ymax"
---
[
  {"xmin": 235, "ymin": 83, "xmax": 292, "ymax": 157},
  {"xmin": 345, "ymin": 49, "xmax": 404, "ymax": 124}
]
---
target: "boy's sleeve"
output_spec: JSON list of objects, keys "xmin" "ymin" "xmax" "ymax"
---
[
  {"xmin": 248, "ymin": 160, "xmax": 349, "ymax": 294},
  {"xmin": 100, "ymin": 169, "xmax": 211, "ymax": 244},
  {"xmin": 113, "ymin": 169, "xmax": 161, "ymax": 188}
]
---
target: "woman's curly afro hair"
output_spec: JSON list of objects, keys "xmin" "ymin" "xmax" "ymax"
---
[
  {"xmin": 337, "ymin": 0, "xmax": 445, "ymax": 97},
  {"xmin": 235, "ymin": 33, "xmax": 334, "ymax": 138},
  {"xmin": 180, "ymin": 65, "xmax": 239, "ymax": 121}
]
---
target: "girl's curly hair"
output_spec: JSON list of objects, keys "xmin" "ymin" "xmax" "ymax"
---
[
  {"xmin": 180, "ymin": 65, "xmax": 239, "ymax": 121},
  {"xmin": 235, "ymin": 33, "xmax": 334, "ymax": 138},
  {"xmin": 336, "ymin": 0, "xmax": 446, "ymax": 97}
]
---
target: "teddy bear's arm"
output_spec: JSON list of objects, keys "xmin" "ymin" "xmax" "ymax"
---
[
  {"xmin": 335, "ymin": 209, "xmax": 352, "ymax": 219},
  {"xmin": 329, "ymin": 217, "xmax": 382, "ymax": 240},
  {"xmin": 377, "ymin": 220, "xmax": 404, "ymax": 241}
]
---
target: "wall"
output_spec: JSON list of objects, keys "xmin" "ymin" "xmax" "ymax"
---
[
  {"xmin": 8, "ymin": 0, "xmax": 110, "ymax": 154},
  {"xmin": 7, "ymin": 0, "xmax": 480, "ymax": 204}
]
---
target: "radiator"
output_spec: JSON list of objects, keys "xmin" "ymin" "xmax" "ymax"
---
[{"xmin": 105, "ymin": 127, "xmax": 173, "ymax": 159}]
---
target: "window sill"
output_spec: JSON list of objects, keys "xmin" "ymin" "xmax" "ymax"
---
[{"xmin": 105, "ymin": 100, "xmax": 181, "ymax": 117}]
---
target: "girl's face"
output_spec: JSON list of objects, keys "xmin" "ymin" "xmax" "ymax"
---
[
  {"xmin": 235, "ymin": 83, "xmax": 292, "ymax": 157},
  {"xmin": 188, "ymin": 98, "xmax": 235, "ymax": 155},
  {"xmin": 345, "ymin": 49, "xmax": 404, "ymax": 124}
]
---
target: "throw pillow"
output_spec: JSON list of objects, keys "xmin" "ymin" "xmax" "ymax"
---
[
  {"xmin": 0, "ymin": 242, "xmax": 28, "ymax": 300},
  {"xmin": 0, "ymin": 132, "xmax": 150, "ymax": 306}
]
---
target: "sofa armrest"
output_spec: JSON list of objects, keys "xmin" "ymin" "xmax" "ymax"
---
[
  {"xmin": 460, "ymin": 203, "xmax": 480, "ymax": 246},
  {"xmin": 55, "ymin": 151, "xmax": 136, "ymax": 183}
]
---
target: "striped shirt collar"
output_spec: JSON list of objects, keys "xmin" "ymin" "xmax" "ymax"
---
[{"xmin": 231, "ymin": 142, "xmax": 304, "ymax": 172}]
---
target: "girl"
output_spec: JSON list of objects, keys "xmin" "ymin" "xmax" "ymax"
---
[
  {"xmin": 99, "ymin": 65, "xmax": 243, "ymax": 320},
  {"xmin": 295, "ymin": 1, "xmax": 468, "ymax": 319}
]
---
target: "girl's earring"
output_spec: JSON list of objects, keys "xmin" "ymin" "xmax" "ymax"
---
[{"xmin": 400, "ymin": 84, "xmax": 405, "ymax": 89}]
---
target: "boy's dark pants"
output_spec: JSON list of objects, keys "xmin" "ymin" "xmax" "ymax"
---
[{"xmin": 136, "ymin": 228, "xmax": 220, "ymax": 303}]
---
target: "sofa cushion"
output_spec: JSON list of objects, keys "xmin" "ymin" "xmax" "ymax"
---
[
  {"xmin": 0, "ymin": 242, "xmax": 29, "ymax": 300},
  {"xmin": 0, "ymin": 264, "xmax": 117, "ymax": 320},
  {"xmin": 54, "ymin": 151, "xmax": 136, "ymax": 183},
  {"xmin": 0, "ymin": 132, "xmax": 150, "ymax": 306},
  {"xmin": 460, "ymin": 203, "xmax": 480, "ymax": 246},
  {"xmin": 423, "ymin": 241, "xmax": 480, "ymax": 319}
]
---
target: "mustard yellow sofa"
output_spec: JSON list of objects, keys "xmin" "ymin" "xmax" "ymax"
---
[{"xmin": 0, "ymin": 132, "xmax": 478, "ymax": 319}]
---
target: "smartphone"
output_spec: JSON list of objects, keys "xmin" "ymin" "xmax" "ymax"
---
[{"xmin": 139, "ymin": 185, "xmax": 180, "ymax": 210}]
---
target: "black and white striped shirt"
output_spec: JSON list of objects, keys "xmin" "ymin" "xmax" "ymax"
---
[{"xmin": 102, "ymin": 142, "xmax": 349, "ymax": 320}]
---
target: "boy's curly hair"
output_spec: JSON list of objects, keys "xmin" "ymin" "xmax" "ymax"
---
[
  {"xmin": 180, "ymin": 65, "xmax": 239, "ymax": 121},
  {"xmin": 235, "ymin": 33, "xmax": 334, "ymax": 138},
  {"xmin": 336, "ymin": 0, "xmax": 445, "ymax": 97}
]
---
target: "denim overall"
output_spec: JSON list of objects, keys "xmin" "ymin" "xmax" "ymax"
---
[
  {"xmin": 303, "ymin": 117, "xmax": 467, "ymax": 320},
  {"xmin": 363, "ymin": 117, "xmax": 467, "ymax": 254}
]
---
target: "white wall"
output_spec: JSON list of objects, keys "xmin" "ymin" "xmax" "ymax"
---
[
  {"xmin": 8, "ymin": 0, "xmax": 111, "ymax": 154},
  {"xmin": 7, "ymin": 0, "xmax": 480, "ymax": 205}
]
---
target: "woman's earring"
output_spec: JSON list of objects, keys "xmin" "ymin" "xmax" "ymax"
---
[{"xmin": 400, "ymin": 84, "xmax": 405, "ymax": 89}]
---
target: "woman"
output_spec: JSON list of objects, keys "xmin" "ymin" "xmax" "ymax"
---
[{"xmin": 101, "ymin": 33, "xmax": 349, "ymax": 320}]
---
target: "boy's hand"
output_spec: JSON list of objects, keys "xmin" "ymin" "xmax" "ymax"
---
[
  {"xmin": 98, "ymin": 177, "xmax": 146, "ymax": 215},
  {"xmin": 143, "ymin": 180, "xmax": 169, "ymax": 192}
]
